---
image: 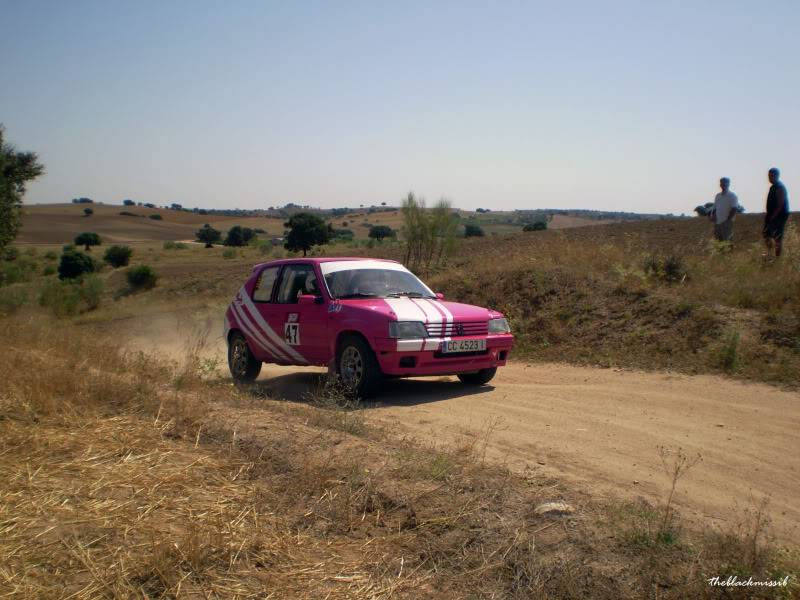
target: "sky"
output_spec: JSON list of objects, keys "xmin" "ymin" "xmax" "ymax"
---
[{"xmin": 1, "ymin": 0, "xmax": 797, "ymax": 214}]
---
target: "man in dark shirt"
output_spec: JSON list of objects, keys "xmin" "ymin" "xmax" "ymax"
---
[{"xmin": 764, "ymin": 167, "xmax": 790, "ymax": 258}]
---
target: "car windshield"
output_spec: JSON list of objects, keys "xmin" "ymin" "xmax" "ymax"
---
[{"xmin": 324, "ymin": 268, "xmax": 435, "ymax": 299}]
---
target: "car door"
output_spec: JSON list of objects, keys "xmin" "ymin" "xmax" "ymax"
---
[
  {"xmin": 246, "ymin": 265, "xmax": 292, "ymax": 363},
  {"xmin": 270, "ymin": 263, "xmax": 329, "ymax": 365}
]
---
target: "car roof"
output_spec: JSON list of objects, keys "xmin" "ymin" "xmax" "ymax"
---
[{"xmin": 251, "ymin": 256, "xmax": 400, "ymax": 271}]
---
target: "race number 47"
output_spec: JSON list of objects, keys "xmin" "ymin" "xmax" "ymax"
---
[{"xmin": 284, "ymin": 322, "xmax": 300, "ymax": 346}]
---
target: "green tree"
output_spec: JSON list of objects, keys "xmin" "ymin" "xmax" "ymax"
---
[
  {"xmin": 224, "ymin": 225, "xmax": 245, "ymax": 246},
  {"xmin": 464, "ymin": 223, "xmax": 485, "ymax": 237},
  {"xmin": 402, "ymin": 193, "xmax": 458, "ymax": 269},
  {"xmin": 122, "ymin": 199, "xmax": 135, "ymax": 206},
  {"xmin": 83, "ymin": 207, "xmax": 94, "ymax": 216},
  {"xmin": 368, "ymin": 225, "xmax": 395, "ymax": 241},
  {"xmin": 75, "ymin": 232, "xmax": 101, "ymax": 251},
  {"xmin": 196, "ymin": 224, "xmax": 221, "ymax": 247},
  {"xmin": 284, "ymin": 212, "xmax": 330, "ymax": 256},
  {"xmin": 103, "ymin": 245, "xmax": 132, "ymax": 268},
  {"xmin": 223, "ymin": 225, "xmax": 255, "ymax": 246},
  {"xmin": 0, "ymin": 125, "xmax": 45, "ymax": 254}
]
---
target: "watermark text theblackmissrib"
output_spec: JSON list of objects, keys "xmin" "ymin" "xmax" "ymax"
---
[{"xmin": 708, "ymin": 575, "xmax": 791, "ymax": 588}]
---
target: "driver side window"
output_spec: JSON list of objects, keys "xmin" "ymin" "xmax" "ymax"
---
[{"xmin": 276, "ymin": 264, "xmax": 319, "ymax": 304}]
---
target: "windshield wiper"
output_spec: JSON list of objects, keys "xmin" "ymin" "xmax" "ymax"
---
[
  {"xmin": 337, "ymin": 292, "xmax": 380, "ymax": 299},
  {"xmin": 386, "ymin": 291, "xmax": 431, "ymax": 298}
]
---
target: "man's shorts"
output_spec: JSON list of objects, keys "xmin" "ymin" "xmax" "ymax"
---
[
  {"xmin": 714, "ymin": 219, "xmax": 734, "ymax": 241},
  {"xmin": 763, "ymin": 214, "xmax": 789, "ymax": 240}
]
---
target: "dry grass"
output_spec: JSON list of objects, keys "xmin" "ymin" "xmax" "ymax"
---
[{"xmin": 1, "ymin": 312, "xmax": 797, "ymax": 598}]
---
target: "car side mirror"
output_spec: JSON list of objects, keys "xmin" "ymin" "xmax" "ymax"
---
[
  {"xmin": 298, "ymin": 294, "xmax": 322, "ymax": 305},
  {"xmin": 435, "ymin": 292, "xmax": 445, "ymax": 300}
]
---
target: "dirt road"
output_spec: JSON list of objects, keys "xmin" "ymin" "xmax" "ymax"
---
[{"xmin": 259, "ymin": 362, "xmax": 800, "ymax": 540}]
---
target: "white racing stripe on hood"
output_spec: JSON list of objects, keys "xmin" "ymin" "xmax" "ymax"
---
[
  {"xmin": 384, "ymin": 297, "xmax": 428, "ymax": 322},
  {"xmin": 411, "ymin": 299, "xmax": 443, "ymax": 351},
  {"xmin": 238, "ymin": 287, "xmax": 308, "ymax": 364},
  {"xmin": 385, "ymin": 297, "xmax": 427, "ymax": 352}
]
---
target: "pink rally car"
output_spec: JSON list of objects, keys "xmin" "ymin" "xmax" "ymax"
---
[{"xmin": 224, "ymin": 257, "xmax": 513, "ymax": 398}]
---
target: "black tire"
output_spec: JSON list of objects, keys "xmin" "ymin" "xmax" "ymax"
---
[
  {"xmin": 457, "ymin": 367, "xmax": 497, "ymax": 386},
  {"xmin": 337, "ymin": 334, "xmax": 382, "ymax": 399},
  {"xmin": 228, "ymin": 331, "xmax": 262, "ymax": 383}
]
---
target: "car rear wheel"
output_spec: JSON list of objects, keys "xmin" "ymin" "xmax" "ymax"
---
[
  {"xmin": 457, "ymin": 367, "xmax": 497, "ymax": 386},
  {"xmin": 228, "ymin": 332, "xmax": 262, "ymax": 383},
  {"xmin": 337, "ymin": 335, "xmax": 382, "ymax": 399}
]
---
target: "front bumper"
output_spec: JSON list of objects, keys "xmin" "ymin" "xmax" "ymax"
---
[{"xmin": 372, "ymin": 334, "xmax": 514, "ymax": 376}]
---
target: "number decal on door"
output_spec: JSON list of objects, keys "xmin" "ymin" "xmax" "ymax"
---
[{"xmin": 284, "ymin": 322, "xmax": 300, "ymax": 346}]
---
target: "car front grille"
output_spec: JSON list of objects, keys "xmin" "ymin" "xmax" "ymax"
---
[{"xmin": 425, "ymin": 321, "xmax": 488, "ymax": 338}]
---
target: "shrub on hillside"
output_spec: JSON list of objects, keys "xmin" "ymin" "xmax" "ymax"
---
[
  {"xmin": 126, "ymin": 265, "xmax": 158, "ymax": 290},
  {"xmin": 103, "ymin": 245, "xmax": 132, "ymax": 268},
  {"xmin": 149, "ymin": 213, "xmax": 163, "ymax": 220},
  {"xmin": 38, "ymin": 275, "xmax": 103, "ymax": 316},
  {"xmin": 83, "ymin": 207, "xmax": 94, "ymax": 217},
  {"xmin": 44, "ymin": 250, "xmax": 58, "ymax": 260},
  {"xmin": 523, "ymin": 222, "xmax": 547, "ymax": 232},
  {"xmin": 222, "ymin": 248, "xmax": 237, "ymax": 259},
  {"xmin": 0, "ymin": 258, "xmax": 39, "ymax": 286},
  {"xmin": 42, "ymin": 265, "xmax": 56, "ymax": 276},
  {"xmin": 0, "ymin": 286, "xmax": 27, "ymax": 315},
  {"xmin": 196, "ymin": 224, "xmax": 221, "ymax": 247},
  {"xmin": 464, "ymin": 224, "xmax": 485, "ymax": 237},
  {"xmin": 58, "ymin": 250, "xmax": 97, "ymax": 280},
  {"xmin": 119, "ymin": 211, "xmax": 139, "ymax": 217},
  {"xmin": 369, "ymin": 225, "xmax": 396, "ymax": 241},
  {"xmin": 644, "ymin": 254, "xmax": 687, "ymax": 284},
  {"xmin": 223, "ymin": 225, "xmax": 255, "ymax": 247},
  {"xmin": 3, "ymin": 246, "xmax": 19, "ymax": 261},
  {"xmin": 163, "ymin": 241, "xmax": 188, "ymax": 250}
]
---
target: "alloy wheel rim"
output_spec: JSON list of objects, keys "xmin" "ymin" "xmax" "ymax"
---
[
  {"xmin": 341, "ymin": 346, "xmax": 364, "ymax": 387},
  {"xmin": 232, "ymin": 339, "xmax": 248, "ymax": 376}
]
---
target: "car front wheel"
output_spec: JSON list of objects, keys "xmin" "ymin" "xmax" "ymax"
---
[
  {"xmin": 337, "ymin": 335, "xmax": 382, "ymax": 399},
  {"xmin": 228, "ymin": 332, "xmax": 262, "ymax": 383},
  {"xmin": 457, "ymin": 367, "xmax": 497, "ymax": 386}
]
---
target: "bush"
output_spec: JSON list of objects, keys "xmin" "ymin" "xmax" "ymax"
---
[
  {"xmin": 126, "ymin": 265, "xmax": 158, "ymax": 290},
  {"xmin": 42, "ymin": 265, "xmax": 56, "ymax": 276},
  {"xmin": 83, "ymin": 207, "xmax": 94, "ymax": 217},
  {"xmin": 0, "ymin": 286, "xmax": 27, "ymax": 315},
  {"xmin": 523, "ymin": 221, "xmax": 547, "ymax": 232},
  {"xmin": 644, "ymin": 254, "xmax": 688, "ymax": 284},
  {"xmin": 103, "ymin": 245, "xmax": 133, "ymax": 268},
  {"xmin": 3, "ymin": 246, "xmax": 19, "ymax": 261},
  {"xmin": 1, "ymin": 257, "xmax": 39, "ymax": 286},
  {"xmin": 368, "ymin": 225, "xmax": 396, "ymax": 241},
  {"xmin": 196, "ymin": 224, "xmax": 222, "ymax": 247},
  {"xmin": 81, "ymin": 274, "xmax": 104, "ymax": 310},
  {"xmin": 222, "ymin": 248, "xmax": 237, "ymax": 259},
  {"xmin": 123, "ymin": 199, "xmax": 135, "ymax": 206},
  {"xmin": 58, "ymin": 250, "xmax": 97, "ymax": 280},
  {"xmin": 119, "ymin": 211, "xmax": 138, "ymax": 217},
  {"xmin": 149, "ymin": 214, "xmax": 163, "ymax": 220},
  {"xmin": 44, "ymin": 250, "xmax": 58, "ymax": 260},
  {"xmin": 464, "ymin": 224, "xmax": 485, "ymax": 237},
  {"xmin": 163, "ymin": 241, "xmax": 188, "ymax": 250}
]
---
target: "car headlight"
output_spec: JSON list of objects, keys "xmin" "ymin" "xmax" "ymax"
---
[
  {"xmin": 389, "ymin": 321, "xmax": 428, "ymax": 339},
  {"xmin": 488, "ymin": 317, "xmax": 510, "ymax": 334}
]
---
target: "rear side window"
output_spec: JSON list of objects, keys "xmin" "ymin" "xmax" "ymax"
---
[
  {"xmin": 276, "ymin": 264, "xmax": 319, "ymax": 304},
  {"xmin": 253, "ymin": 267, "xmax": 279, "ymax": 302}
]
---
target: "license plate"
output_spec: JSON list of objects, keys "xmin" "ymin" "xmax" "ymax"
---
[{"xmin": 441, "ymin": 338, "xmax": 486, "ymax": 353}]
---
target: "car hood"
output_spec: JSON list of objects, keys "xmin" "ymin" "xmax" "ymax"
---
[{"xmin": 337, "ymin": 297, "xmax": 498, "ymax": 322}]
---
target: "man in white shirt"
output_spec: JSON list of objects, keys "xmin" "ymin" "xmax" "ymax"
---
[{"xmin": 713, "ymin": 177, "xmax": 739, "ymax": 242}]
